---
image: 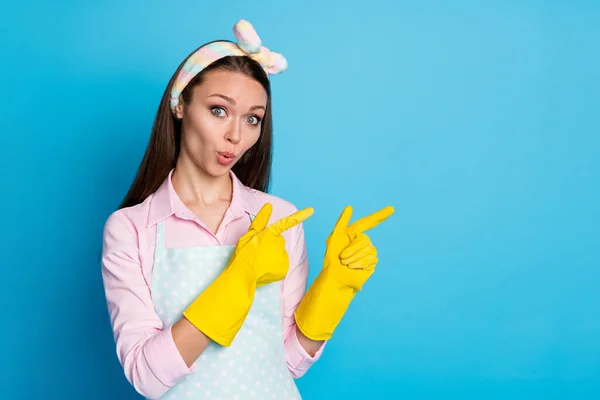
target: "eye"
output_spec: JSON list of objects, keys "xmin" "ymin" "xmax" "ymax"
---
[
  {"xmin": 211, "ymin": 106, "xmax": 227, "ymax": 117},
  {"xmin": 246, "ymin": 115, "xmax": 261, "ymax": 126}
]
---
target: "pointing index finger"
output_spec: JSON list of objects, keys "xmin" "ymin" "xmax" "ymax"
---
[
  {"xmin": 332, "ymin": 205, "xmax": 353, "ymax": 235},
  {"xmin": 347, "ymin": 206, "xmax": 395, "ymax": 233},
  {"xmin": 249, "ymin": 203, "xmax": 273, "ymax": 233},
  {"xmin": 268, "ymin": 207, "xmax": 314, "ymax": 235}
]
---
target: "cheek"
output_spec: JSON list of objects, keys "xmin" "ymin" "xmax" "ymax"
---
[
  {"xmin": 242, "ymin": 128, "xmax": 261, "ymax": 150},
  {"xmin": 184, "ymin": 113, "xmax": 220, "ymax": 148}
]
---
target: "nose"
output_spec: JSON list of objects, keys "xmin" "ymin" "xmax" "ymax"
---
[{"xmin": 225, "ymin": 120, "xmax": 242, "ymax": 144}]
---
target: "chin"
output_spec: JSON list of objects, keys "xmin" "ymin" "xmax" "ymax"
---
[{"xmin": 205, "ymin": 161, "xmax": 236, "ymax": 178}]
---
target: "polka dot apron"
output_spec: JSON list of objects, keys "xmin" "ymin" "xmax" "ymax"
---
[{"xmin": 150, "ymin": 219, "xmax": 302, "ymax": 399}]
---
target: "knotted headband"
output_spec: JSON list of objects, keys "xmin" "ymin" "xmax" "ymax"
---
[{"xmin": 169, "ymin": 19, "xmax": 288, "ymax": 114}]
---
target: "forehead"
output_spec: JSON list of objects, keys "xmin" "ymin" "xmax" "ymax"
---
[{"xmin": 194, "ymin": 69, "xmax": 267, "ymax": 104}]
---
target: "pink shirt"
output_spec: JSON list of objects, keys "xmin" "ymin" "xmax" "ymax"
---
[{"xmin": 101, "ymin": 170, "xmax": 325, "ymax": 399}]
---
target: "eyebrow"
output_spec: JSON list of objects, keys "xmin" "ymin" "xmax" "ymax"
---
[{"xmin": 208, "ymin": 93, "xmax": 266, "ymax": 112}]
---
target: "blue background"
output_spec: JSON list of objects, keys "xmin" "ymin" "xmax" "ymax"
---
[{"xmin": 1, "ymin": 0, "xmax": 599, "ymax": 399}]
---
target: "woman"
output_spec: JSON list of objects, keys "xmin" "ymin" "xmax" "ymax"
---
[{"xmin": 101, "ymin": 19, "xmax": 393, "ymax": 400}]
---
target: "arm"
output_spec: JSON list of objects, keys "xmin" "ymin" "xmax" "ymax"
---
[
  {"xmin": 171, "ymin": 319, "xmax": 211, "ymax": 366},
  {"xmin": 294, "ymin": 205, "xmax": 394, "ymax": 342},
  {"xmin": 296, "ymin": 327, "xmax": 325, "ymax": 357},
  {"xmin": 101, "ymin": 211, "xmax": 205, "ymax": 399},
  {"xmin": 281, "ymin": 213, "xmax": 327, "ymax": 378}
]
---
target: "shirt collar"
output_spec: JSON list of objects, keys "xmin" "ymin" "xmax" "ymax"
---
[{"xmin": 146, "ymin": 168, "xmax": 260, "ymax": 227}]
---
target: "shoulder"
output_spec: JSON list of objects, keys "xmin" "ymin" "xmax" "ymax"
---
[
  {"xmin": 231, "ymin": 171, "xmax": 301, "ymax": 221},
  {"xmin": 102, "ymin": 195, "xmax": 153, "ymax": 245},
  {"xmin": 246, "ymin": 187, "xmax": 300, "ymax": 221}
]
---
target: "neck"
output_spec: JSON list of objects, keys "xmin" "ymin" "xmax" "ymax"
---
[{"xmin": 171, "ymin": 158, "xmax": 232, "ymax": 208}]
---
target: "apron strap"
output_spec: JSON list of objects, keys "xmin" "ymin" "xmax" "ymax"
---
[{"xmin": 155, "ymin": 220, "xmax": 166, "ymax": 250}]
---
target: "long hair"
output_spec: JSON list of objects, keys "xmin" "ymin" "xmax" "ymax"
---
[{"xmin": 118, "ymin": 42, "xmax": 273, "ymax": 209}]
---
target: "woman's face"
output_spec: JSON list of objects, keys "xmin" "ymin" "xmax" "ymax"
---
[{"xmin": 175, "ymin": 69, "xmax": 267, "ymax": 177}]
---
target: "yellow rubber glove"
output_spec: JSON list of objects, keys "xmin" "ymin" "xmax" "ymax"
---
[
  {"xmin": 183, "ymin": 203, "xmax": 314, "ymax": 346},
  {"xmin": 294, "ymin": 205, "xmax": 394, "ymax": 341}
]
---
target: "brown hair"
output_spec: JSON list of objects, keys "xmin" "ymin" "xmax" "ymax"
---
[{"xmin": 118, "ymin": 41, "xmax": 273, "ymax": 210}]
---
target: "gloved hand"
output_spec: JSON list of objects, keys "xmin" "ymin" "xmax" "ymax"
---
[
  {"xmin": 183, "ymin": 203, "xmax": 314, "ymax": 346},
  {"xmin": 294, "ymin": 205, "xmax": 394, "ymax": 341}
]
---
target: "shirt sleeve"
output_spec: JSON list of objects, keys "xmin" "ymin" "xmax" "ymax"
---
[
  {"xmin": 281, "ymin": 212, "xmax": 327, "ymax": 378},
  {"xmin": 101, "ymin": 210, "xmax": 195, "ymax": 399}
]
